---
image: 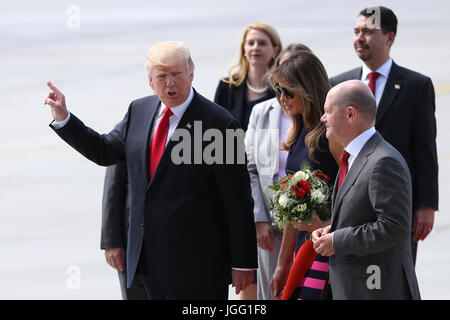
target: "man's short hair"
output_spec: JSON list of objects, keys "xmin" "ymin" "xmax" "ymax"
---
[
  {"xmin": 359, "ymin": 6, "xmax": 398, "ymax": 35},
  {"xmin": 145, "ymin": 41, "xmax": 194, "ymax": 76},
  {"xmin": 334, "ymin": 80, "xmax": 377, "ymax": 123}
]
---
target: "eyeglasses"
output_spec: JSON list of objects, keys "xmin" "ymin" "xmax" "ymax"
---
[{"xmin": 274, "ymin": 83, "xmax": 294, "ymax": 99}]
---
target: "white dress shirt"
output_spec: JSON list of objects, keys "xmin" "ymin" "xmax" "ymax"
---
[
  {"xmin": 361, "ymin": 58, "xmax": 392, "ymax": 106},
  {"xmin": 344, "ymin": 127, "xmax": 377, "ymax": 171}
]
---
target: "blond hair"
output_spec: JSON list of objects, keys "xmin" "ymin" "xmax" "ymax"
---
[
  {"xmin": 145, "ymin": 41, "xmax": 194, "ymax": 76},
  {"xmin": 223, "ymin": 23, "xmax": 282, "ymax": 87}
]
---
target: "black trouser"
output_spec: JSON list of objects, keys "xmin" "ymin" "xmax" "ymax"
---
[{"xmin": 136, "ymin": 244, "xmax": 228, "ymax": 300}]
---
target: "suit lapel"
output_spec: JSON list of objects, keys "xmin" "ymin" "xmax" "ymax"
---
[
  {"xmin": 143, "ymin": 97, "xmax": 161, "ymax": 184},
  {"xmin": 376, "ymin": 62, "xmax": 402, "ymax": 126},
  {"xmin": 147, "ymin": 90, "xmax": 202, "ymax": 189},
  {"xmin": 331, "ymin": 133, "xmax": 382, "ymax": 230},
  {"xmin": 330, "ymin": 171, "xmax": 340, "ymax": 229}
]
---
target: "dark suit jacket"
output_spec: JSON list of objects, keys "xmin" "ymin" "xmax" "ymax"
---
[
  {"xmin": 330, "ymin": 132, "xmax": 420, "ymax": 299},
  {"xmin": 330, "ymin": 62, "xmax": 438, "ymax": 212},
  {"xmin": 51, "ymin": 89, "xmax": 258, "ymax": 298},
  {"xmin": 214, "ymin": 79, "xmax": 275, "ymax": 130},
  {"xmin": 101, "ymin": 162, "xmax": 129, "ymax": 250}
]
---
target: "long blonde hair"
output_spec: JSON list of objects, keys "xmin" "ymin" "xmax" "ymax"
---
[
  {"xmin": 223, "ymin": 23, "xmax": 282, "ymax": 87},
  {"xmin": 269, "ymin": 51, "xmax": 331, "ymax": 163}
]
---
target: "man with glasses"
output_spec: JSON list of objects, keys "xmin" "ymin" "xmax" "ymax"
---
[{"xmin": 330, "ymin": 6, "xmax": 438, "ymax": 265}]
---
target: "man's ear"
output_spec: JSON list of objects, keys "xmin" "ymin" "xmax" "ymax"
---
[
  {"xmin": 149, "ymin": 75, "xmax": 154, "ymax": 90},
  {"xmin": 347, "ymin": 106, "xmax": 358, "ymax": 120},
  {"xmin": 386, "ymin": 31, "xmax": 395, "ymax": 48}
]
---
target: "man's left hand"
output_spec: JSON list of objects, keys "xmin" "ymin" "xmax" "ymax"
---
[
  {"xmin": 412, "ymin": 206, "xmax": 435, "ymax": 242},
  {"xmin": 231, "ymin": 269, "xmax": 254, "ymax": 295}
]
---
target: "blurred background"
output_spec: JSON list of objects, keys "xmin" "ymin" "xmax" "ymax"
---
[{"xmin": 0, "ymin": 0, "xmax": 449, "ymax": 299}]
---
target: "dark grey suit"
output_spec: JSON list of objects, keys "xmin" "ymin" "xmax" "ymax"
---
[
  {"xmin": 329, "ymin": 132, "xmax": 420, "ymax": 300},
  {"xmin": 101, "ymin": 162, "xmax": 148, "ymax": 300}
]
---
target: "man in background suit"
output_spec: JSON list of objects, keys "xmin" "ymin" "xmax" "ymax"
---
[
  {"xmin": 101, "ymin": 162, "xmax": 148, "ymax": 299},
  {"xmin": 330, "ymin": 6, "xmax": 438, "ymax": 264},
  {"xmin": 313, "ymin": 80, "xmax": 420, "ymax": 299},
  {"xmin": 44, "ymin": 41, "xmax": 257, "ymax": 299}
]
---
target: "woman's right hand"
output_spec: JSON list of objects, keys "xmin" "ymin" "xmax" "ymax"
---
[
  {"xmin": 290, "ymin": 210, "xmax": 330, "ymax": 232},
  {"xmin": 255, "ymin": 222, "xmax": 276, "ymax": 253},
  {"xmin": 270, "ymin": 264, "xmax": 290, "ymax": 300}
]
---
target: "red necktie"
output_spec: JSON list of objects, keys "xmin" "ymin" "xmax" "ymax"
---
[
  {"xmin": 337, "ymin": 150, "xmax": 350, "ymax": 190},
  {"xmin": 368, "ymin": 71, "xmax": 380, "ymax": 95},
  {"xmin": 149, "ymin": 107, "xmax": 173, "ymax": 179}
]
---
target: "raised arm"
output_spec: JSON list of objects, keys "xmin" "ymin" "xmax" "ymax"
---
[{"xmin": 44, "ymin": 81, "xmax": 69, "ymax": 122}]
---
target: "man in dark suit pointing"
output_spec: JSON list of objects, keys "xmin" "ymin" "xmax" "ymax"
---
[
  {"xmin": 330, "ymin": 6, "xmax": 438, "ymax": 263},
  {"xmin": 44, "ymin": 41, "xmax": 257, "ymax": 299}
]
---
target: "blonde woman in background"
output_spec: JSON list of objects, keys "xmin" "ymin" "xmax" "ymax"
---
[{"xmin": 214, "ymin": 23, "xmax": 282, "ymax": 131}]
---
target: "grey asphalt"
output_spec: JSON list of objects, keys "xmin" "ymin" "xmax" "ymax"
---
[{"xmin": 0, "ymin": 0, "xmax": 449, "ymax": 299}]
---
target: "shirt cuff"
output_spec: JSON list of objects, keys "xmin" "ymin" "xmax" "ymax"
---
[
  {"xmin": 51, "ymin": 112, "xmax": 71, "ymax": 129},
  {"xmin": 232, "ymin": 268, "xmax": 257, "ymax": 271}
]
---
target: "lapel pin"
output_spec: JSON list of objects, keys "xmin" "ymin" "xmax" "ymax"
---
[
  {"xmin": 394, "ymin": 84, "xmax": 400, "ymax": 90},
  {"xmin": 186, "ymin": 123, "xmax": 192, "ymax": 129}
]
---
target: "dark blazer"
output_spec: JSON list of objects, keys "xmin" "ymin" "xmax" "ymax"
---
[
  {"xmin": 330, "ymin": 132, "xmax": 420, "ymax": 299},
  {"xmin": 330, "ymin": 62, "xmax": 438, "ymax": 212},
  {"xmin": 214, "ymin": 79, "xmax": 275, "ymax": 130},
  {"xmin": 101, "ymin": 162, "xmax": 129, "ymax": 250},
  {"xmin": 51, "ymin": 90, "xmax": 258, "ymax": 298}
]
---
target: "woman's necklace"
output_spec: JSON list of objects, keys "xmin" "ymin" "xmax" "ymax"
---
[{"xmin": 246, "ymin": 80, "xmax": 268, "ymax": 94}]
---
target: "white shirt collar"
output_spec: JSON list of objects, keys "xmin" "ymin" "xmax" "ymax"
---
[
  {"xmin": 345, "ymin": 127, "xmax": 377, "ymax": 169},
  {"xmin": 361, "ymin": 58, "xmax": 393, "ymax": 81},
  {"xmin": 158, "ymin": 87, "xmax": 194, "ymax": 120}
]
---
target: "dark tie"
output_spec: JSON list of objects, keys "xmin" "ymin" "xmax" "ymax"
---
[
  {"xmin": 337, "ymin": 150, "xmax": 350, "ymax": 190},
  {"xmin": 149, "ymin": 107, "xmax": 173, "ymax": 179},
  {"xmin": 368, "ymin": 71, "xmax": 380, "ymax": 96}
]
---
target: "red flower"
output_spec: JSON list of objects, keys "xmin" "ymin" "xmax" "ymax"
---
[
  {"xmin": 313, "ymin": 170, "xmax": 330, "ymax": 182},
  {"xmin": 291, "ymin": 180, "xmax": 310, "ymax": 198}
]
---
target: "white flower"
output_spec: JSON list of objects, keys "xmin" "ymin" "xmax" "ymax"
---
[
  {"xmin": 311, "ymin": 189, "xmax": 325, "ymax": 203},
  {"xmin": 299, "ymin": 203, "xmax": 308, "ymax": 212},
  {"xmin": 293, "ymin": 171, "xmax": 309, "ymax": 182},
  {"xmin": 278, "ymin": 194, "xmax": 289, "ymax": 207}
]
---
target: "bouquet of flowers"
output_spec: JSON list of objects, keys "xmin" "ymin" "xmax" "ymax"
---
[{"xmin": 267, "ymin": 166, "xmax": 332, "ymax": 229}]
